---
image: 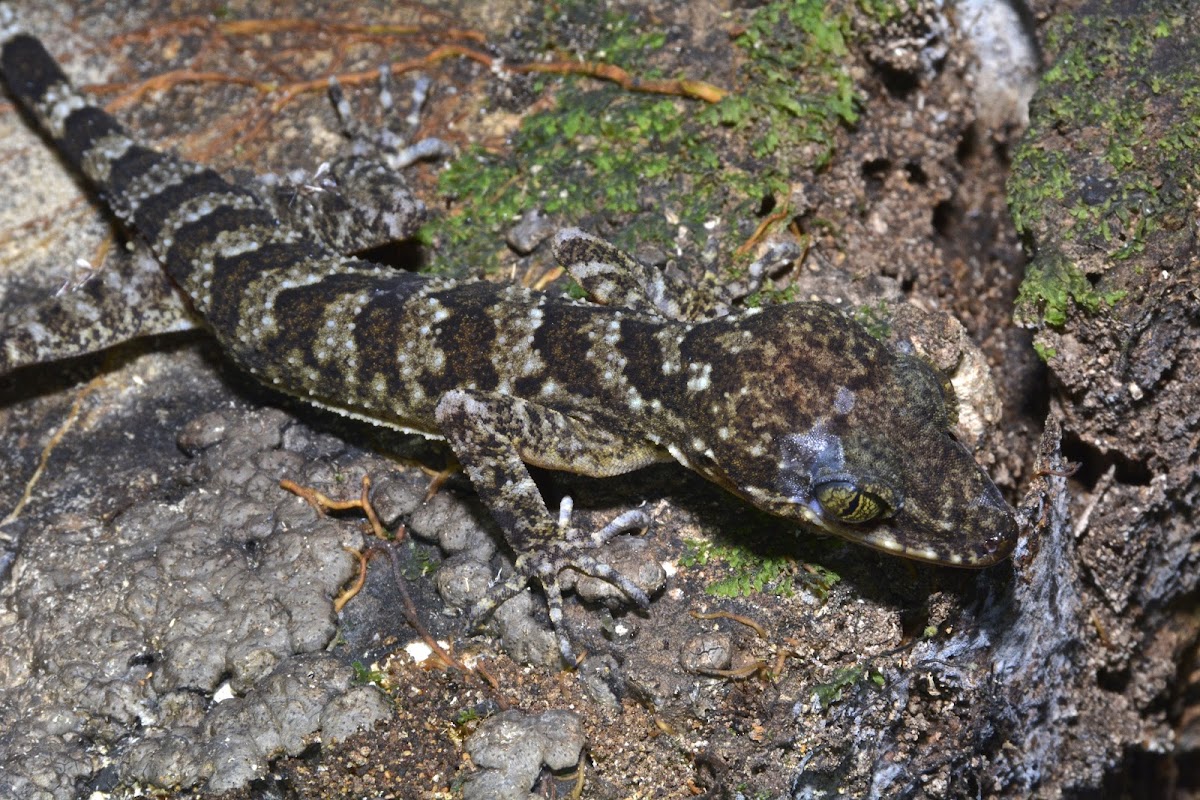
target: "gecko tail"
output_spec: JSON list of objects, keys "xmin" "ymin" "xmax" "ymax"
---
[
  {"xmin": 0, "ymin": 20, "xmax": 316, "ymax": 329},
  {"xmin": 0, "ymin": 31, "xmax": 122, "ymax": 175}
]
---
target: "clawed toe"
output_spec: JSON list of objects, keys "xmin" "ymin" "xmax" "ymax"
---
[{"xmin": 464, "ymin": 508, "xmax": 658, "ymax": 664}]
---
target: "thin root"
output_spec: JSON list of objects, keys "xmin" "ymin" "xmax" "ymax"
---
[{"xmin": 690, "ymin": 609, "xmax": 768, "ymax": 639}]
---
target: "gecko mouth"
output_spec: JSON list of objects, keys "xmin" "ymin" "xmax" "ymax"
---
[
  {"xmin": 779, "ymin": 485, "xmax": 1018, "ymax": 568},
  {"xmin": 857, "ymin": 530, "xmax": 971, "ymax": 566},
  {"xmin": 852, "ymin": 521, "xmax": 1016, "ymax": 568}
]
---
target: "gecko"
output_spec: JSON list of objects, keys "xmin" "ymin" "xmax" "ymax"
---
[{"xmin": 0, "ymin": 16, "xmax": 1018, "ymax": 662}]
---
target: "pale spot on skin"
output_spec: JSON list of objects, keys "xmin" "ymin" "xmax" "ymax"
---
[
  {"xmin": 39, "ymin": 82, "xmax": 85, "ymax": 139},
  {"xmin": 686, "ymin": 362, "xmax": 712, "ymax": 392},
  {"xmin": 834, "ymin": 386, "xmax": 855, "ymax": 415},
  {"xmin": 872, "ymin": 536, "xmax": 904, "ymax": 553},
  {"xmin": 80, "ymin": 133, "xmax": 135, "ymax": 185}
]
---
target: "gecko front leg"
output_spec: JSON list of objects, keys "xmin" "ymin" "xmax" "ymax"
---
[{"xmin": 434, "ymin": 389, "xmax": 670, "ymax": 662}]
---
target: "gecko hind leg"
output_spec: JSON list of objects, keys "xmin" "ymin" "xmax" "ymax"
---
[
  {"xmin": 328, "ymin": 69, "xmax": 454, "ymax": 170},
  {"xmin": 1, "ymin": 247, "xmax": 199, "ymax": 373},
  {"xmin": 257, "ymin": 69, "xmax": 453, "ymax": 257}
]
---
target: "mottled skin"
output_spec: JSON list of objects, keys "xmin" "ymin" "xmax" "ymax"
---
[{"xmin": 0, "ymin": 20, "xmax": 1017, "ymax": 660}]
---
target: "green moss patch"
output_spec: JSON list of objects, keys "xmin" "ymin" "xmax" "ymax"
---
[{"xmin": 425, "ymin": 0, "xmax": 865, "ymax": 275}]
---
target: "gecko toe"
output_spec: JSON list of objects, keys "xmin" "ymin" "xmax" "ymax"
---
[{"xmin": 467, "ymin": 571, "xmax": 529, "ymax": 629}]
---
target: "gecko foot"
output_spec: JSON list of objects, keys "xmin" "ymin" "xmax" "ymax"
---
[
  {"xmin": 328, "ymin": 70, "xmax": 453, "ymax": 170},
  {"xmin": 469, "ymin": 499, "xmax": 656, "ymax": 665}
]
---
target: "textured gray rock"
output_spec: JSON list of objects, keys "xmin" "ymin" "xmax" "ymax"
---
[
  {"xmin": 463, "ymin": 709, "xmax": 585, "ymax": 800},
  {"xmin": 0, "ymin": 408, "xmax": 392, "ymax": 795}
]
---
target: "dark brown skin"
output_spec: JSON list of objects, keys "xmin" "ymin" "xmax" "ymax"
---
[{"xmin": 675, "ymin": 304, "xmax": 1017, "ymax": 566}]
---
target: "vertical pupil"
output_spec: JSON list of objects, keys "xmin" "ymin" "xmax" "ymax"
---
[{"xmin": 843, "ymin": 493, "xmax": 860, "ymax": 518}]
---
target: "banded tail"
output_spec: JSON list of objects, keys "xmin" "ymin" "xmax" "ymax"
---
[
  {"xmin": 0, "ymin": 19, "xmax": 420, "ymax": 385},
  {"xmin": 1, "ymin": 29, "xmax": 296, "ymax": 319}
]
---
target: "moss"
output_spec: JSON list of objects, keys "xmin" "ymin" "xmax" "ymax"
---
[
  {"xmin": 680, "ymin": 534, "xmax": 841, "ymax": 599},
  {"xmin": 424, "ymin": 0, "xmax": 863, "ymax": 275},
  {"xmin": 680, "ymin": 538, "xmax": 796, "ymax": 598},
  {"xmin": 1014, "ymin": 252, "xmax": 1126, "ymax": 328},
  {"xmin": 744, "ymin": 284, "xmax": 799, "ymax": 308},
  {"xmin": 700, "ymin": 0, "xmax": 860, "ymax": 173},
  {"xmin": 811, "ymin": 663, "xmax": 886, "ymax": 707},
  {"xmin": 1032, "ymin": 341, "xmax": 1058, "ymax": 362},
  {"xmin": 453, "ymin": 708, "xmax": 480, "ymax": 726},
  {"xmin": 854, "ymin": 0, "xmax": 918, "ymax": 25},
  {"xmin": 852, "ymin": 299, "xmax": 893, "ymax": 341},
  {"xmin": 1009, "ymin": 3, "xmax": 1200, "ymax": 327},
  {"xmin": 351, "ymin": 661, "xmax": 386, "ymax": 687}
]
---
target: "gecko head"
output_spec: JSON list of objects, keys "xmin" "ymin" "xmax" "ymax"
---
[
  {"xmin": 697, "ymin": 305, "xmax": 1018, "ymax": 567},
  {"xmin": 762, "ymin": 395, "xmax": 1019, "ymax": 567}
]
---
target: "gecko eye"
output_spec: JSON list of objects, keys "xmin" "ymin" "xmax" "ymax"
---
[{"xmin": 814, "ymin": 480, "xmax": 890, "ymax": 524}]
